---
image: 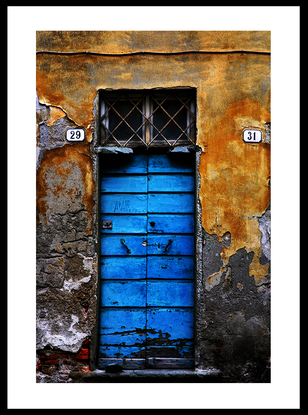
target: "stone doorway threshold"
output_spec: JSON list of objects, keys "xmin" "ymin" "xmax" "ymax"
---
[{"xmin": 71, "ymin": 368, "xmax": 222, "ymax": 383}]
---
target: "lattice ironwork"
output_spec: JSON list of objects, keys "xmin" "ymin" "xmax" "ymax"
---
[{"xmin": 100, "ymin": 89, "xmax": 196, "ymax": 147}]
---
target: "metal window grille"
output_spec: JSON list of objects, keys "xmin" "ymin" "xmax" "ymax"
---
[{"xmin": 100, "ymin": 89, "xmax": 196, "ymax": 147}]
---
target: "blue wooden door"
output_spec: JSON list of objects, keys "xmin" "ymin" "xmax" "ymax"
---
[{"xmin": 99, "ymin": 153, "xmax": 194, "ymax": 369}]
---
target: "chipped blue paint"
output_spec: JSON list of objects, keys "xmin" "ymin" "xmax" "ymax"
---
[{"xmin": 99, "ymin": 153, "xmax": 195, "ymax": 369}]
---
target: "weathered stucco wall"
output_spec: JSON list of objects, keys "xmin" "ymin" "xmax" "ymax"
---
[{"xmin": 36, "ymin": 31, "xmax": 270, "ymax": 382}]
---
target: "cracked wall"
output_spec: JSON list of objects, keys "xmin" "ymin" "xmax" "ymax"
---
[
  {"xmin": 36, "ymin": 95, "xmax": 97, "ymax": 362},
  {"xmin": 36, "ymin": 31, "xmax": 270, "ymax": 382}
]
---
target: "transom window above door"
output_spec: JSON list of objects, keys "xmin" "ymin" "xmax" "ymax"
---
[{"xmin": 99, "ymin": 89, "xmax": 196, "ymax": 148}]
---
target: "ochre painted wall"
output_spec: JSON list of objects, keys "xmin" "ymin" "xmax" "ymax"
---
[{"xmin": 37, "ymin": 31, "xmax": 270, "ymax": 284}]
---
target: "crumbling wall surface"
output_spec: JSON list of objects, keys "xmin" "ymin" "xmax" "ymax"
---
[
  {"xmin": 36, "ymin": 95, "xmax": 97, "ymax": 382},
  {"xmin": 36, "ymin": 31, "xmax": 270, "ymax": 382},
  {"xmin": 197, "ymin": 237, "xmax": 270, "ymax": 381}
]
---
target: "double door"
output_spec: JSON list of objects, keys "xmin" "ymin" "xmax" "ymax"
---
[{"xmin": 99, "ymin": 152, "xmax": 195, "ymax": 369}]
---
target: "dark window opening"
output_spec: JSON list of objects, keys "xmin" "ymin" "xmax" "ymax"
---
[{"xmin": 100, "ymin": 89, "xmax": 196, "ymax": 148}]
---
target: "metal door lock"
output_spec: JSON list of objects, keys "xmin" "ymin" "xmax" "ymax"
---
[{"xmin": 102, "ymin": 220, "xmax": 113, "ymax": 229}]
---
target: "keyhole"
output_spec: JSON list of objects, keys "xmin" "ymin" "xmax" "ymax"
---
[{"xmin": 150, "ymin": 221, "xmax": 155, "ymax": 227}]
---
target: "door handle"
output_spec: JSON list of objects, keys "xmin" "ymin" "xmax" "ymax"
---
[
  {"xmin": 120, "ymin": 238, "xmax": 132, "ymax": 254},
  {"xmin": 163, "ymin": 238, "xmax": 174, "ymax": 253}
]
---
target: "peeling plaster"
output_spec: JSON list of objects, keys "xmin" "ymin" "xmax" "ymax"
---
[
  {"xmin": 37, "ymin": 314, "xmax": 89, "ymax": 353},
  {"xmin": 205, "ymin": 267, "xmax": 226, "ymax": 291},
  {"xmin": 258, "ymin": 204, "xmax": 271, "ymax": 262},
  {"xmin": 46, "ymin": 106, "xmax": 66, "ymax": 126},
  {"xmin": 62, "ymin": 253, "xmax": 96, "ymax": 292},
  {"xmin": 62, "ymin": 275, "xmax": 91, "ymax": 292}
]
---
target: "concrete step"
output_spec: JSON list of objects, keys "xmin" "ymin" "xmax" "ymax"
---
[{"xmin": 71, "ymin": 368, "xmax": 222, "ymax": 383}]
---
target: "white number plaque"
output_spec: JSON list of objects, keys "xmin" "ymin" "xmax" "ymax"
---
[
  {"xmin": 243, "ymin": 129, "xmax": 262, "ymax": 143},
  {"xmin": 66, "ymin": 128, "xmax": 85, "ymax": 142}
]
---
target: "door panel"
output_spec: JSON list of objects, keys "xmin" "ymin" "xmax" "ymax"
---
[
  {"xmin": 148, "ymin": 154, "xmax": 194, "ymax": 173},
  {"xmin": 147, "ymin": 281, "xmax": 194, "ymax": 307},
  {"xmin": 146, "ymin": 308, "xmax": 194, "ymax": 349},
  {"xmin": 147, "ymin": 235, "xmax": 194, "ymax": 256},
  {"xmin": 99, "ymin": 308, "xmax": 146, "ymax": 365},
  {"xmin": 99, "ymin": 346, "xmax": 146, "ymax": 359},
  {"xmin": 100, "ymin": 308, "xmax": 146, "ymax": 344},
  {"xmin": 101, "ymin": 215, "xmax": 147, "ymax": 234},
  {"xmin": 99, "ymin": 153, "xmax": 195, "ymax": 369},
  {"xmin": 148, "ymin": 174, "xmax": 194, "ymax": 192},
  {"xmin": 101, "ymin": 194, "xmax": 147, "ymax": 214},
  {"xmin": 147, "ymin": 214, "xmax": 194, "ymax": 234},
  {"xmin": 147, "ymin": 256, "xmax": 194, "ymax": 279},
  {"xmin": 101, "ymin": 257, "xmax": 146, "ymax": 280},
  {"xmin": 148, "ymin": 193, "xmax": 194, "ymax": 213},
  {"xmin": 101, "ymin": 235, "xmax": 147, "ymax": 256},
  {"xmin": 101, "ymin": 280, "xmax": 147, "ymax": 307},
  {"xmin": 101, "ymin": 154, "xmax": 148, "ymax": 174},
  {"xmin": 101, "ymin": 175, "xmax": 147, "ymax": 193}
]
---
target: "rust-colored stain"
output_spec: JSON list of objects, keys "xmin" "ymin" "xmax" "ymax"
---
[{"xmin": 36, "ymin": 31, "xmax": 270, "ymax": 284}]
